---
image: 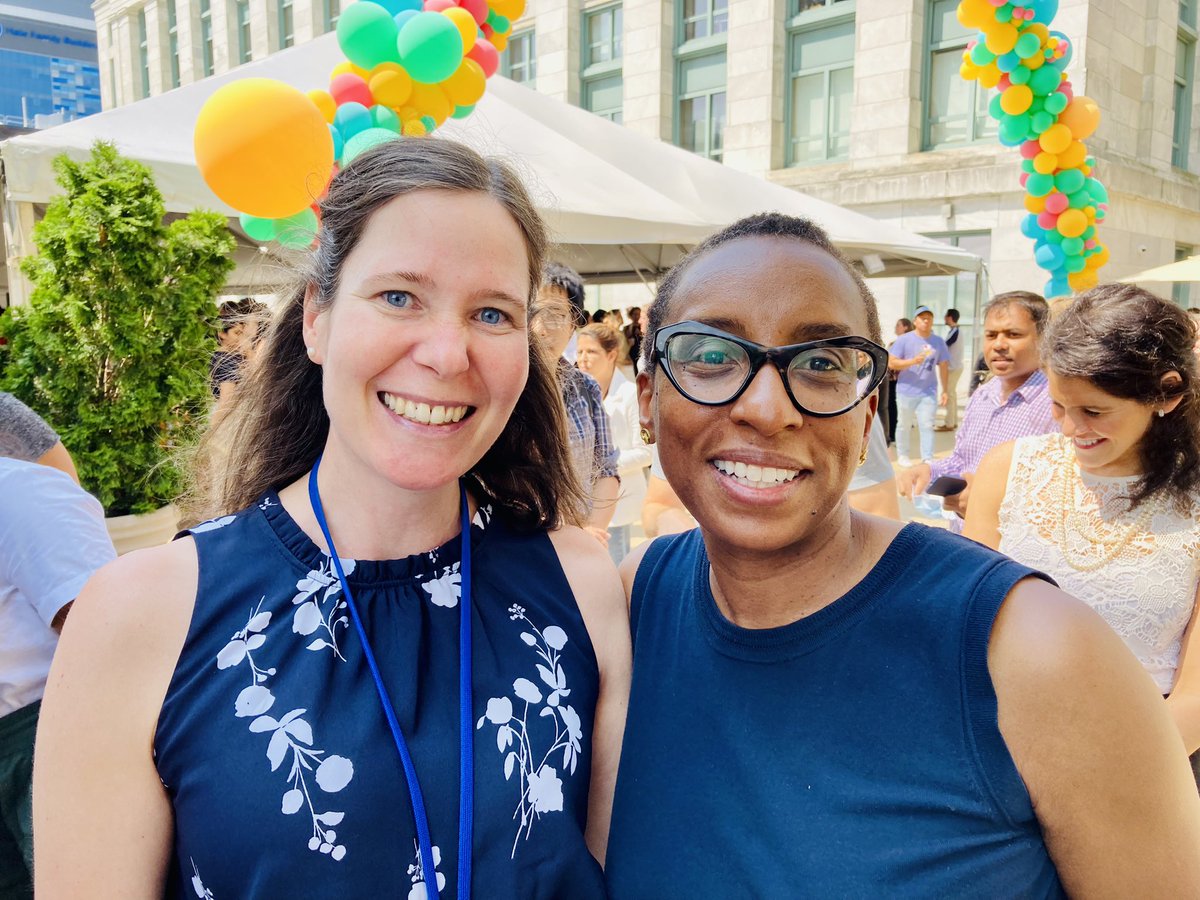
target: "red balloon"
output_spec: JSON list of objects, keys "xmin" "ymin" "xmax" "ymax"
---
[
  {"xmin": 459, "ymin": 0, "xmax": 488, "ymax": 25},
  {"xmin": 1019, "ymin": 140, "xmax": 1041, "ymax": 160},
  {"xmin": 467, "ymin": 39, "xmax": 499, "ymax": 77},
  {"xmin": 424, "ymin": 0, "xmax": 455, "ymax": 9},
  {"xmin": 330, "ymin": 73, "xmax": 373, "ymax": 107}
]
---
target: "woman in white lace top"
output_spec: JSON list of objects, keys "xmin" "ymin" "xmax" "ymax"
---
[{"xmin": 966, "ymin": 284, "xmax": 1200, "ymax": 771}]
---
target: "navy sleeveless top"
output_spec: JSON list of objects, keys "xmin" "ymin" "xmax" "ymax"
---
[
  {"xmin": 605, "ymin": 524, "xmax": 1065, "ymax": 898},
  {"xmin": 155, "ymin": 492, "xmax": 605, "ymax": 899}
]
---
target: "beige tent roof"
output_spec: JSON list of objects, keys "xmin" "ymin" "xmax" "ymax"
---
[{"xmin": 1121, "ymin": 255, "xmax": 1200, "ymax": 284}]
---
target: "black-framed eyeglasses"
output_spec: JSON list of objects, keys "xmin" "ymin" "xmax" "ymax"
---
[{"xmin": 652, "ymin": 321, "xmax": 889, "ymax": 417}]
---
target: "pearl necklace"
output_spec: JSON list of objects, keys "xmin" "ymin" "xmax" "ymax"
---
[{"xmin": 1053, "ymin": 444, "xmax": 1154, "ymax": 573}]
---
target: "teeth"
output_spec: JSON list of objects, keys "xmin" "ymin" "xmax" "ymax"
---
[
  {"xmin": 713, "ymin": 459, "xmax": 801, "ymax": 489},
  {"xmin": 1075, "ymin": 438, "xmax": 1102, "ymax": 449},
  {"xmin": 382, "ymin": 393, "xmax": 468, "ymax": 425}
]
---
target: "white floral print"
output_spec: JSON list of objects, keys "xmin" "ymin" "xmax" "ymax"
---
[
  {"xmin": 422, "ymin": 563, "xmax": 461, "ymax": 608},
  {"xmin": 291, "ymin": 558, "xmax": 356, "ymax": 660},
  {"xmin": 191, "ymin": 515, "xmax": 236, "ymax": 533},
  {"xmin": 407, "ymin": 841, "xmax": 446, "ymax": 900},
  {"xmin": 190, "ymin": 859, "xmax": 214, "ymax": 898},
  {"xmin": 476, "ymin": 605, "xmax": 584, "ymax": 857},
  {"xmin": 216, "ymin": 598, "xmax": 355, "ymax": 860}
]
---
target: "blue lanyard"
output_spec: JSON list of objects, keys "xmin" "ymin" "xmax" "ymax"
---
[{"xmin": 308, "ymin": 456, "xmax": 473, "ymax": 900}]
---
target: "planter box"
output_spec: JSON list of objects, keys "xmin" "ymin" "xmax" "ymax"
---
[{"xmin": 105, "ymin": 504, "xmax": 180, "ymax": 556}]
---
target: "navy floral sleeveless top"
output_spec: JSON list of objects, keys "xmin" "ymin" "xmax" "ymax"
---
[{"xmin": 155, "ymin": 491, "xmax": 605, "ymax": 899}]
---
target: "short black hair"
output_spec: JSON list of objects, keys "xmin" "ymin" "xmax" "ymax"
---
[
  {"xmin": 983, "ymin": 291, "xmax": 1049, "ymax": 337},
  {"xmin": 643, "ymin": 213, "xmax": 882, "ymax": 369},
  {"xmin": 945, "ymin": 308, "xmax": 960, "ymax": 323},
  {"xmin": 591, "ymin": 309, "xmax": 607, "ymax": 323},
  {"xmin": 542, "ymin": 262, "xmax": 587, "ymax": 325}
]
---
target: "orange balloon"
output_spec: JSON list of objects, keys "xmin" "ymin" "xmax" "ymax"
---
[
  {"xmin": 195, "ymin": 78, "xmax": 335, "ymax": 218},
  {"xmin": 1039, "ymin": 122, "xmax": 1073, "ymax": 155},
  {"xmin": 1058, "ymin": 140, "xmax": 1088, "ymax": 170},
  {"xmin": 443, "ymin": 7, "xmax": 478, "ymax": 51},
  {"xmin": 984, "ymin": 22, "xmax": 1019, "ymax": 56},
  {"xmin": 408, "ymin": 82, "xmax": 452, "ymax": 125},
  {"xmin": 1001, "ymin": 84, "xmax": 1033, "ymax": 115},
  {"xmin": 307, "ymin": 89, "xmax": 336, "ymax": 123},
  {"xmin": 442, "ymin": 59, "xmax": 486, "ymax": 107},
  {"xmin": 1069, "ymin": 269, "xmax": 1099, "ymax": 291},
  {"xmin": 402, "ymin": 119, "xmax": 428, "ymax": 137},
  {"xmin": 1056, "ymin": 208, "xmax": 1088, "ymax": 238},
  {"xmin": 1060, "ymin": 95, "xmax": 1101, "ymax": 140},
  {"xmin": 369, "ymin": 62, "xmax": 413, "ymax": 107},
  {"xmin": 490, "ymin": 0, "xmax": 525, "ymax": 19},
  {"xmin": 957, "ymin": 0, "xmax": 993, "ymax": 29},
  {"xmin": 1024, "ymin": 194, "xmax": 1047, "ymax": 214},
  {"xmin": 978, "ymin": 66, "xmax": 1002, "ymax": 89},
  {"xmin": 1033, "ymin": 152, "xmax": 1058, "ymax": 175},
  {"xmin": 490, "ymin": 31, "xmax": 509, "ymax": 52}
]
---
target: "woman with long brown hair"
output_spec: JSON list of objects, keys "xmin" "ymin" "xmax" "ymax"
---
[{"xmin": 33, "ymin": 139, "xmax": 630, "ymax": 899}]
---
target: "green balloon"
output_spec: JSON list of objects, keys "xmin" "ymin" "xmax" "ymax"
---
[
  {"xmin": 1000, "ymin": 113, "xmax": 1029, "ymax": 144},
  {"xmin": 1044, "ymin": 229, "xmax": 1064, "ymax": 244},
  {"xmin": 1064, "ymin": 254, "xmax": 1087, "ymax": 273},
  {"xmin": 342, "ymin": 127, "xmax": 401, "ymax": 164},
  {"xmin": 274, "ymin": 208, "xmax": 318, "ymax": 250},
  {"xmin": 1029, "ymin": 66, "xmax": 1061, "ymax": 97},
  {"xmin": 239, "ymin": 213, "xmax": 277, "ymax": 243},
  {"xmin": 490, "ymin": 13, "xmax": 510, "ymax": 32},
  {"xmin": 1009, "ymin": 65, "xmax": 1032, "ymax": 86},
  {"xmin": 1067, "ymin": 190, "xmax": 1090, "ymax": 209},
  {"xmin": 1021, "ymin": 159, "xmax": 1036, "ymax": 174},
  {"xmin": 989, "ymin": 95, "xmax": 1005, "ymax": 121},
  {"xmin": 371, "ymin": 104, "xmax": 401, "ymax": 132},
  {"xmin": 451, "ymin": 104, "xmax": 475, "ymax": 119},
  {"xmin": 1086, "ymin": 178, "xmax": 1109, "ymax": 203},
  {"xmin": 1055, "ymin": 168, "xmax": 1085, "ymax": 195},
  {"xmin": 1044, "ymin": 91, "xmax": 1069, "ymax": 115},
  {"xmin": 419, "ymin": 114, "xmax": 437, "ymax": 133},
  {"xmin": 1015, "ymin": 32, "xmax": 1042, "ymax": 59},
  {"xmin": 1031, "ymin": 110, "xmax": 1055, "ymax": 134},
  {"xmin": 396, "ymin": 11, "xmax": 464, "ymax": 84},
  {"xmin": 337, "ymin": 1, "xmax": 400, "ymax": 69},
  {"xmin": 1061, "ymin": 237, "xmax": 1085, "ymax": 256},
  {"xmin": 995, "ymin": 5, "xmax": 1013, "ymax": 21},
  {"xmin": 970, "ymin": 42, "xmax": 996, "ymax": 66},
  {"xmin": 1026, "ymin": 173, "xmax": 1055, "ymax": 197},
  {"xmin": 1082, "ymin": 226, "xmax": 1096, "ymax": 240}
]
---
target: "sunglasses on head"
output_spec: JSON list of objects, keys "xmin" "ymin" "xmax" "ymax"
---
[{"xmin": 652, "ymin": 321, "xmax": 889, "ymax": 417}]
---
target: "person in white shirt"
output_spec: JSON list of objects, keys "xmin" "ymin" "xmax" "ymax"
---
[
  {"xmin": 0, "ymin": 458, "xmax": 115, "ymax": 895},
  {"xmin": 576, "ymin": 324, "xmax": 652, "ymax": 563}
]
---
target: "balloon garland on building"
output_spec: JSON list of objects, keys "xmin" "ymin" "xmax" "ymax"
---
[
  {"xmin": 194, "ymin": 0, "xmax": 523, "ymax": 249},
  {"xmin": 956, "ymin": 0, "xmax": 1109, "ymax": 297}
]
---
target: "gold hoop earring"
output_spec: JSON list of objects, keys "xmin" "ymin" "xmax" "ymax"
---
[
  {"xmin": 858, "ymin": 444, "xmax": 869, "ymax": 467},
  {"xmin": 640, "ymin": 427, "xmax": 653, "ymax": 445}
]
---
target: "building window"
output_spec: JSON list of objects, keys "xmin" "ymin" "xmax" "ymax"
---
[
  {"xmin": 323, "ymin": 0, "xmax": 341, "ymax": 32},
  {"xmin": 137, "ymin": 8, "xmax": 150, "ymax": 97},
  {"xmin": 1174, "ymin": 245, "xmax": 1194, "ymax": 308},
  {"xmin": 278, "ymin": 0, "xmax": 295, "ymax": 49},
  {"xmin": 786, "ymin": 1, "xmax": 855, "ymax": 165},
  {"xmin": 924, "ymin": 0, "xmax": 995, "ymax": 149},
  {"xmin": 582, "ymin": 3, "xmax": 623, "ymax": 122},
  {"xmin": 236, "ymin": 0, "xmax": 252, "ymax": 63},
  {"xmin": 907, "ymin": 232, "xmax": 991, "ymax": 357},
  {"xmin": 1175, "ymin": 13, "xmax": 1196, "ymax": 169},
  {"xmin": 675, "ymin": 1, "xmax": 727, "ymax": 162},
  {"xmin": 199, "ymin": 0, "xmax": 215, "ymax": 77},
  {"xmin": 1185, "ymin": 0, "xmax": 1198, "ymax": 29},
  {"xmin": 166, "ymin": 0, "xmax": 180, "ymax": 88},
  {"xmin": 681, "ymin": 0, "xmax": 728, "ymax": 41},
  {"xmin": 503, "ymin": 30, "xmax": 536, "ymax": 84}
]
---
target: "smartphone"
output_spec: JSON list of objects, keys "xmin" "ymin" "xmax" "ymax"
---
[{"xmin": 926, "ymin": 476, "xmax": 968, "ymax": 497}]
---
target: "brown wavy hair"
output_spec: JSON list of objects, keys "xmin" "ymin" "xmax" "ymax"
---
[
  {"xmin": 578, "ymin": 323, "xmax": 621, "ymax": 355},
  {"xmin": 182, "ymin": 138, "xmax": 584, "ymax": 530},
  {"xmin": 1044, "ymin": 283, "xmax": 1200, "ymax": 512}
]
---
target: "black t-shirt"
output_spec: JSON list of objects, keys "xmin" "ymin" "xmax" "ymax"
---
[{"xmin": 210, "ymin": 351, "xmax": 244, "ymax": 397}]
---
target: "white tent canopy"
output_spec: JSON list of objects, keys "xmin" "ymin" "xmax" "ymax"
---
[
  {"xmin": 2, "ymin": 32, "xmax": 979, "ymax": 299},
  {"xmin": 1121, "ymin": 255, "xmax": 1200, "ymax": 284}
]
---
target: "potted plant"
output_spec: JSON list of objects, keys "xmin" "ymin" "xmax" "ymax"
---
[{"xmin": 1, "ymin": 141, "xmax": 235, "ymax": 552}]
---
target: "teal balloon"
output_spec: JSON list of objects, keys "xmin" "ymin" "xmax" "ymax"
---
[
  {"xmin": 1026, "ymin": 173, "xmax": 1055, "ymax": 197},
  {"xmin": 451, "ymin": 104, "xmax": 475, "ymax": 119},
  {"xmin": 1082, "ymin": 226, "xmax": 1096, "ymax": 240},
  {"xmin": 970, "ymin": 42, "xmax": 996, "ymax": 66},
  {"xmin": 1031, "ymin": 0, "xmax": 1059, "ymax": 25},
  {"xmin": 329, "ymin": 123, "xmax": 344, "ymax": 162},
  {"xmin": 1015, "ymin": 32, "xmax": 1042, "ymax": 59},
  {"xmin": 274, "ymin": 208, "xmax": 318, "ymax": 250},
  {"xmin": 997, "ymin": 51, "xmax": 1021, "ymax": 73},
  {"xmin": 342, "ymin": 127, "xmax": 401, "ymax": 164},
  {"xmin": 1043, "ymin": 91, "xmax": 1068, "ymax": 115},
  {"xmin": 364, "ymin": 0, "xmax": 420, "ymax": 13},
  {"xmin": 239, "ymin": 213, "xmax": 277, "ymax": 243},
  {"xmin": 1049, "ymin": 31, "xmax": 1073, "ymax": 68},
  {"xmin": 334, "ymin": 102, "xmax": 373, "ymax": 141},
  {"xmin": 1031, "ymin": 110, "xmax": 1055, "ymax": 134},
  {"xmin": 489, "ymin": 14, "xmax": 510, "ymax": 32},
  {"xmin": 337, "ymin": 1, "xmax": 400, "ymax": 69},
  {"xmin": 394, "ymin": 9, "xmax": 419, "ymax": 29},
  {"xmin": 1054, "ymin": 168, "xmax": 1085, "ymax": 194},
  {"xmin": 989, "ymin": 94, "xmax": 1005, "ymax": 121},
  {"xmin": 1067, "ymin": 190, "xmax": 1090, "ymax": 209},
  {"xmin": 371, "ymin": 104, "xmax": 401, "ymax": 132},
  {"xmin": 1009, "ymin": 65, "xmax": 1032, "ymax": 86},
  {"xmin": 419, "ymin": 114, "xmax": 437, "ymax": 133},
  {"xmin": 1061, "ymin": 237, "xmax": 1085, "ymax": 256},
  {"xmin": 1064, "ymin": 254, "xmax": 1087, "ymax": 273},
  {"xmin": 1044, "ymin": 229, "xmax": 1064, "ymax": 244},
  {"xmin": 1086, "ymin": 178, "xmax": 1109, "ymax": 203},
  {"xmin": 1029, "ymin": 66, "xmax": 1061, "ymax": 96},
  {"xmin": 1021, "ymin": 159, "xmax": 1036, "ymax": 174},
  {"xmin": 396, "ymin": 11, "xmax": 464, "ymax": 84},
  {"xmin": 999, "ymin": 113, "xmax": 1030, "ymax": 145},
  {"xmin": 995, "ymin": 5, "xmax": 1013, "ymax": 22}
]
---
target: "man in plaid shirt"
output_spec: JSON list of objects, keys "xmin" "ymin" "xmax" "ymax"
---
[
  {"xmin": 899, "ymin": 292, "xmax": 1056, "ymax": 532},
  {"xmin": 533, "ymin": 263, "xmax": 620, "ymax": 546}
]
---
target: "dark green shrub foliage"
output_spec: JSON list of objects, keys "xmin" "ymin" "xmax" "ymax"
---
[{"xmin": 1, "ymin": 142, "xmax": 235, "ymax": 515}]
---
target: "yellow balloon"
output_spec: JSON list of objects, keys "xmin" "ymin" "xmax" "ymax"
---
[
  {"xmin": 1033, "ymin": 152, "xmax": 1058, "ymax": 175},
  {"xmin": 1024, "ymin": 193, "xmax": 1047, "ymax": 214},
  {"xmin": 307, "ymin": 89, "xmax": 336, "ymax": 124},
  {"xmin": 195, "ymin": 78, "xmax": 335, "ymax": 218},
  {"xmin": 408, "ymin": 82, "xmax": 452, "ymax": 125},
  {"xmin": 1056, "ymin": 208, "xmax": 1088, "ymax": 239},
  {"xmin": 1068, "ymin": 269, "xmax": 1098, "ymax": 291},
  {"xmin": 1060, "ymin": 95, "xmax": 1101, "ymax": 140},
  {"xmin": 443, "ymin": 7, "xmax": 478, "ymax": 52},
  {"xmin": 490, "ymin": 31, "xmax": 509, "ymax": 52},
  {"xmin": 331, "ymin": 60, "xmax": 370, "ymax": 80},
  {"xmin": 984, "ymin": 22, "xmax": 1019, "ymax": 56},
  {"xmin": 402, "ymin": 119, "xmax": 428, "ymax": 137},
  {"xmin": 1024, "ymin": 50, "xmax": 1046, "ymax": 70},
  {"xmin": 978, "ymin": 66, "xmax": 1002, "ymax": 89},
  {"xmin": 956, "ymin": 0, "xmax": 993, "ymax": 29},
  {"xmin": 1039, "ymin": 122, "xmax": 1073, "ymax": 155},
  {"xmin": 489, "ymin": 0, "xmax": 525, "ymax": 20},
  {"xmin": 1058, "ymin": 140, "xmax": 1088, "ymax": 170},
  {"xmin": 1025, "ymin": 23, "xmax": 1050, "ymax": 42},
  {"xmin": 442, "ymin": 59, "xmax": 487, "ymax": 107},
  {"xmin": 1087, "ymin": 246, "xmax": 1110, "ymax": 269},
  {"xmin": 369, "ymin": 62, "xmax": 413, "ymax": 108},
  {"xmin": 1000, "ymin": 84, "xmax": 1033, "ymax": 115}
]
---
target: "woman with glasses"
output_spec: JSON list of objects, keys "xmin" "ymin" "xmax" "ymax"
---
[{"xmin": 603, "ymin": 213, "xmax": 1200, "ymax": 896}]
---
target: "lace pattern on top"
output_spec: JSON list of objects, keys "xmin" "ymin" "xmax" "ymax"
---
[{"xmin": 998, "ymin": 432, "xmax": 1200, "ymax": 692}]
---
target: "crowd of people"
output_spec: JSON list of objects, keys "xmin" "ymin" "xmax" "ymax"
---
[{"xmin": 4, "ymin": 137, "xmax": 1200, "ymax": 897}]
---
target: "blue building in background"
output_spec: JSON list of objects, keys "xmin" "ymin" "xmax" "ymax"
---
[{"xmin": 0, "ymin": 0, "xmax": 101, "ymax": 127}]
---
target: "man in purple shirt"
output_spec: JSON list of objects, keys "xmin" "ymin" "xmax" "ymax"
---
[
  {"xmin": 888, "ymin": 305, "xmax": 950, "ymax": 466},
  {"xmin": 898, "ymin": 292, "xmax": 1056, "ymax": 530}
]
